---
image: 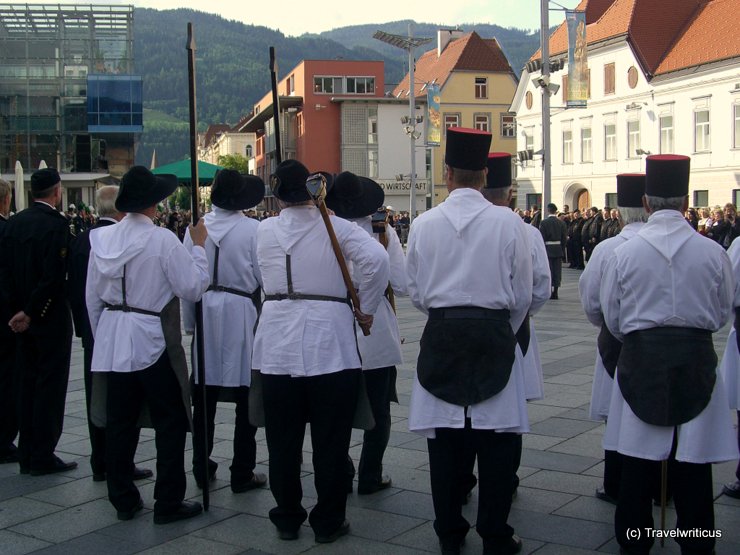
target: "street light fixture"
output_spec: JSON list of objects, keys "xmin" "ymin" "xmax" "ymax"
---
[{"xmin": 374, "ymin": 27, "xmax": 432, "ymax": 222}]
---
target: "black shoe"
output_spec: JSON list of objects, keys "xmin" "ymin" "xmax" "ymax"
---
[
  {"xmin": 0, "ymin": 446, "xmax": 19, "ymax": 464},
  {"xmin": 357, "ymin": 476, "xmax": 392, "ymax": 495},
  {"xmin": 153, "ymin": 500, "xmax": 203, "ymax": 525},
  {"xmin": 29, "ymin": 456, "xmax": 78, "ymax": 476},
  {"xmin": 440, "ymin": 538, "xmax": 465, "ymax": 555},
  {"xmin": 278, "ymin": 528, "xmax": 299, "ymax": 541},
  {"xmin": 231, "ymin": 472, "xmax": 267, "ymax": 493},
  {"xmin": 595, "ymin": 487, "xmax": 617, "ymax": 505},
  {"xmin": 117, "ymin": 498, "xmax": 144, "ymax": 521},
  {"xmin": 315, "ymin": 520, "xmax": 350, "ymax": 543},
  {"xmin": 550, "ymin": 291, "xmax": 559, "ymax": 300},
  {"xmin": 484, "ymin": 534, "xmax": 522, "ymax": 555},
  {"xmin": 19, "ymin": 465, "xmax": 29, "ymax": 475},
  {"xmin": 723, "ymin": 480, "xmax": 740, "ymax": 499}
]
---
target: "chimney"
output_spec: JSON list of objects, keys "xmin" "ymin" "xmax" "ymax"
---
[{"xmin": 438, "ymin": 28, "xmax": 465, "ymax": 57}]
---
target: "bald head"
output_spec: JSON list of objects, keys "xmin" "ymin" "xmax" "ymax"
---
[{"xmin": 96, "ymin": 185, "xmax": 123, "ymax": 220}]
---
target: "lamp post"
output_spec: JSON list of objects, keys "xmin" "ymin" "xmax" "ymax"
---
[
  {"xmin": 373, "ymin": 26, "xmax": 431, "ymax": 222},
  {"xmin": 540, "ymin": 0, "xmax": 552, "ymax": 211}
]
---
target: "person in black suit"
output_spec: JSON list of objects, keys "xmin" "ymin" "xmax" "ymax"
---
[
  {"xmin": 0, "ymin": 179, "xmax": 19, "ymax": 464},
  {"xmin": 539, "ymin": 203, "xmax": 568, "ymax": 299},
  {"xmin": 68, "ymin": 186, "xmax": 153, "ymax": 483},
  {"xmin": 0, "ymin": 168, "xmax": 76, "ymax": 475}
]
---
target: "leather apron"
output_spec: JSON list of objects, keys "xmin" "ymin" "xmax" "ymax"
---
[
  {"xmin": 617, "ymin": 327, "xmax": 716, "ymax": 427},
  {"xmin": 515, "ymin": 314, "xmax": 531, "ymax": 356},
  {"xmin": 597, "ymin": 322, "xmax": 622, "ymax": 379},
  {"xmin": 417, "ymin": 306, "xmax": 516, "ymax": 406}
]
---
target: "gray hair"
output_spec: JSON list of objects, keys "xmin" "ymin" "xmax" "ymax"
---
[
  {"xmin": 618, "ymin": 206, "xmax": 648, "ymax": 225},
  {"xmin": 645, "ymin": 195, "xmax": 686, "ymax": 213},
  {"xmin": 481, "ymin": 186, "xmax": 511, "ymax": 205},
  {"xmin": 0, "ymin": 179, "xmax": 11, "ymax": 202},
  {"xmin": 95, "ymin": 185, "xmax": 120, "ymax": 218}
]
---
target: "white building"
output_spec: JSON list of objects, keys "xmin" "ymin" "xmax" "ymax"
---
[{"xmin": 511, "ymin": 0, "xmax": 740, "ymax": 212}]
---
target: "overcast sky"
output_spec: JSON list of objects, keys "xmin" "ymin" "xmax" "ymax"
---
[{"xmin": 4, "ymin": 0, "xmax": 582, "ymax": 36}]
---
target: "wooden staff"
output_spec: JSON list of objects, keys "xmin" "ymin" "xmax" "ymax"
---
[
  {"xmin": 186, "ymin": 22, "xmax": 209, "ymax": 511},
  {"xmin": 269, "ymin": 47, "xmax": 282, "ymax": 165},
  {"xmin": 307, "ymin": 175, "xmax": 371, "ymax": 336},
  {"xmin": 374, "ymin": 215, "xmax": 396, "ymax": 313}
]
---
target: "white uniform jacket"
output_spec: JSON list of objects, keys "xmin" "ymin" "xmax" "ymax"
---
[
  {"xmin": 350, "ymin": 217, "xmax": 406, "ymax": 370},
  {"xmin": 87, "ymin": 213, "xmax": 209, "ymax": 373},
  {"xmin": 578, "ymin": 222, "xmax": 643, "ymax": 420},
  {"xmin": 518, "ymin": 223, "xmax": 551, "ymax": 401},
  {"xmin": 600, "ymin": 210, "xmax": 737, "ymax": 463},
  {"xmin": 252, "ymin": 205, "xmax": 389, "ymax": 377},
  {"xmin": 406, "ymin": 188, "xmax": 533, "ymax": 437},
  {"xmin": 718, "ymin": 236, "xmax": 740, "ymax": 409},
  {"xmin": 182, "ymin": 207, "xmax": 262, "ymax": 387}
]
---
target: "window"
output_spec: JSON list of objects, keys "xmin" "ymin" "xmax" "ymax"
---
[
  {"xmin": 526, "ymin": 194, "xmax": 542, "ymax": 210},
  {"xmin": 660, "ymin": 115, "xmax": 674, "ymax": 154},
  {"xmin": 524, "ymin": 128, "xmax": 535, "ymax": 167},
  {"xmin": 444, "ymin": 113, "xmax": 460, "ymax": 134},
  {"xmin": 605, "ymin": 193, "xmax": 618, "ymax": 208},
  {"xmin": 627, "ymin": 120, "xmax": 640, "ymax": 158},
  {"xmin": 314, "ymin": 76, "xmax": 343, "ymax": 94},
  {"xmin": 473, "ymin": 113, "xmax": 490, "ymax": 132},
  {"xmin": 368, "ymin": 150, "xmax": 378, "ymax": 178},
  {"xmin": 604, "ymin": 63, "xmax": 615, "ymax": 95},
  {"xmin": 581, "ymin": 127, "xmax": 592, "ymax": 162},
  {"xmin": 563, "ymin": 130, "xmax": 573, "ymax": 164},
  {"xmin": 245, "ymin": 145, "xmax": 253, "ymax": 158},
  {"xmin": 475, "ymin": 77, "xmax": 487, "ymax": 99},
  {"xmin": 694, "ymin": 190, "xmax": 708, "ymax": 207},
  {"xmin": 346, "ymin": 77, "xmax": 375, "ymax": 95},
  {"xmin": 695, "ymin": 109, "xmax": 710, "ymax": 152},
  {"xmin": 287, "ymin": 74, "xmax": 295, "ymax": 95},
  {"xmin": 733, "ymin": 189, "xmax": 740, "ymax": 208},
  {"xmin": 426, "ymin": 148, "xmax": 432, "ymax": 180},
  {"xmin": 734, "ymin": 105, "xmax": 740, "ymax": 149},
  {"xmin": 368, "ymin": 107, "xmax": 378, "ymax": 144},
  {"xmin": 604, "ymin": 123, "xmax": 617, "ymax": 160},
  {"xmin": 501, "ymin": 114, "xmax": 516, "ymax": 137}
]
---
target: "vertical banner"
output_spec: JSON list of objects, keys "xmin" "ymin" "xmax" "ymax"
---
[
  {"xmin": 566, "ymin": 10, "xmax": 588, "ymax": 108},
  {"xmin": 426, "ymin": 83, "xmax": 441, "ymax": 146}
]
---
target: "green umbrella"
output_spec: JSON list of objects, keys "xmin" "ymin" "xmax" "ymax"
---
[{"xmin": 151, "ymin": 159, "xmax": 223, "ymax": 185}]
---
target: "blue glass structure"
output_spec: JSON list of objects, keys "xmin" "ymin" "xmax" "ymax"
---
[{"xmin": 87, "ymin": 75, "xmax": 143, "ymax": 133}]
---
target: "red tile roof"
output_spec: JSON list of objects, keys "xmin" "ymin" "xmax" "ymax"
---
[
  {"xmin": 393, "ymin": 32, "xmax": 514, "ymax": 98},
  {"xmin": 529, "ymin": 0, "xmax": 736, "ymax": 79}
]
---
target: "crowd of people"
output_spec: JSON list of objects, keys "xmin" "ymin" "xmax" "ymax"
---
[{"xmin": 0, "ymin": 131, "xmax": 739, "ymax": 555}]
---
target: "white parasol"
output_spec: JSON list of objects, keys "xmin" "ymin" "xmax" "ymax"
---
[{"xmin": 14, "ymin": 160, "xmax": 25, "ymax": 212}]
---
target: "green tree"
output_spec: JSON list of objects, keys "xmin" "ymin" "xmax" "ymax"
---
[{"xmin": 218, "ymin": 153, "xmax": 249, "ymax": 173}]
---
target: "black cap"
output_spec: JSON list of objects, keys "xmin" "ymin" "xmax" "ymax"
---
[
  {"xmin": 616, "ymin": 174, "xmax": 646, "ymax": 208},
  {"xmin": 445, "ymin": 127, "xmax": 492, "ymax": 171},
  {"xmin": 31, "ymin": 168, "xmax": 60, "ymax": 193},
  {"xmin": 325, "ymin": 171, "xmax": 384, "ymax": 219},
  {"xmin": 484, "ymin": 153, "xmax": 512, "ymax": 189},
  {"xmin": 211, "ymin": 169, "xmax": 265, "ymax": 210},
  {"xmin": 116, "ymin": 166, "xmax": 178, "ymax": 212},
  {"xmin": 645, "ymin": 155, "xmax": 690, "ymax": 198},
  {"xmin": 270, "ymin": 160, "xmax": 311, "ymax": 203}
]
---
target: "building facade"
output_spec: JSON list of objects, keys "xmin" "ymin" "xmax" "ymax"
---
[
  {"xmin": 0, "ymin": 4, "xmax": 141, "ymax": 208},
  {"xmin": 511, "ymin": 0, "xmax": 740, "ymax": 212}
]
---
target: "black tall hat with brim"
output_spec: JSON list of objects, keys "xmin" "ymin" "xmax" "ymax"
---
[
  {"xmin": 116, "ymin": 166, "xmax": 178, "ymax": 212},
  {"xmin": 445, "ymin": 127, "xmax": 492, "ymax": 171},
  {"xmin": 31, "ymin": 168, "xmax": 61, "ymax": 193},
  {"xmin": 645, "ymin": 154, "xmax": 690, "ymax": 198},
  {"xmin": 211, "ymin": 169, "xmax": 265, "ymax": 211},
  {"xmin": 616, "ymin": 173, "xmax": 646, "ymax": 208},
  {"xmin": 325, "ymin": 171, "xmax": 384, "ymax": 219},
  {"xmin": 270, "ymin": 160, "xmax": 311, "ymax": 203},
  {"xmin": 484, "ymin": 152, "xmax": 512, "ymax": 189}
]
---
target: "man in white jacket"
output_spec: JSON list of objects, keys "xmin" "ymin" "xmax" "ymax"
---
[
  {"xmin": 182, "ymin": 169, "xmax": 267, "ymax": 494},
  {"xmin": 252, "ymin": 160, "xmax": 389, "ymax": 543},
  {"xmin": 406, "ymin": 128, "xmax": 532, "ymax": 555},
  {"xmin": 86, "ymin": 166, "xmax": 210, "ymax": 524},
  {"xmin": 326, "ymin": 171, "xmax": 406, "ymax": 495}
]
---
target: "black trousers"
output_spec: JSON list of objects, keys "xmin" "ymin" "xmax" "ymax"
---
[
  {"xmin": 603, "ymin": 449, "xmax": 622, "ymax": 499},
  {"xmin": 428, "ymin": 422, "xmax": 518, "ymax": 550},
  {"xmin": 616, "ymin": 453, "xmax": 715, "ymax": 555},
  {"xmin": 0, "ymin": 331, "xmax": 18, "ymax": 456},
  {"xmin": 192, "ymin": 384, "xmax": 257, "ymax": 485},
  {"xmin": 548, "ymin": 256, "xmax": 563, "ymax": 288},
  {"xmin": 357, "ymin": 366, "xmax": 395, "ymax": 488},
  {"xmin": 105, "ymin": 352, "xmax": 188, "ymax": 514},
  {"xmin": 16, "ymin": 314, "xmax": 72, "ymax": 470},
  {"xmin": 83, "ymin": 347, "xmax": 106, "ymax": 474},
  {"xmin": 262, "ymin": 369, "xmax": 360, "ymax": 536}
]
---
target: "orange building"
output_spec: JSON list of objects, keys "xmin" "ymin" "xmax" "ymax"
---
[{"xmin": 239, "ymin": 59, "xmax": 386, "ymax": 191}]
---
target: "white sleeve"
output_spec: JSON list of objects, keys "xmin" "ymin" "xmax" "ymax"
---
[
  {"xmin": 728, "ymin": 237, "xmax": 740, "ymax": 309},
  {"xmin": 180, "ymin": 232, "xmax": 198, "ymax": 333},
  {"xmin": 600, "ymin": 254, "xmax": 623, "ymax": 340},
  {"xmin": 405, "ymin": 220, "xmax": 427, "ymax": 314},
  {"xmin": 717, "ymin": 249, "xmax": 734, "ymax": 329},
  {"xmin": 509, "ymin": 223, "xmax": 534, "ymax": 331},
  {"xmin": 385, "ymin": 222, "xmax": 408, "ymax": 297},
  {"xmin": 579, "ymin": 244, "xmax": 605, "ymax": 327},
  {"xmin": 85, "ymin": 255, "xmax": 104, "ymax": 338},
  {"xmin": 162, "ymin": 234, "xmax": 210, "ymax": 303},
  {"xmin": 529, "ymin": 229, "xmax": 551, "ymax": 315}
]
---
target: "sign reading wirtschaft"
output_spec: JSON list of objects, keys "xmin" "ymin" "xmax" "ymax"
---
[{"xmin": 377, "ymin": 179, "xmax": 429, "ymax": 194}]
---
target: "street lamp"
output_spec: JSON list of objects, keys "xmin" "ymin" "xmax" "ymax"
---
[{"xmin": 374, "ymin": 26, "xmax": 432, "ymax": 222}]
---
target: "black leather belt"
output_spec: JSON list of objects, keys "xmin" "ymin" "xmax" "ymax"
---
[
  {"xmin": 207, "ymin": 284, "xmax": 259, "ymax": 300},
  {"xmin": 428, "ymin": 307, "xmax": 510, "ymax": 321},
  {"xmin": 104, "ymin": 303, "xmax": 160, "ymax": 317},
  {"xmin": 264, "ymin": 292, "xmax": 350, "ymax": 304}
]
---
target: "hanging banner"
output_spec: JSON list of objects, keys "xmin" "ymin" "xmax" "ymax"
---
[
  {"xmin": 426, "ymin": 83, "xmax": 441, "ymax": 146},
  {"xmin": 566, "ymin": 10, "xmax": 588, "ymax": 108}
]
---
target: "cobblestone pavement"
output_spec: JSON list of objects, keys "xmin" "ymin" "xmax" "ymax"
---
[{"xmin": 1, "ymin": 268, "xmax": 738, "ymax": 554}]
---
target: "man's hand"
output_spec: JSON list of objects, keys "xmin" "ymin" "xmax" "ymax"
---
[
  {"xmin": 189, "ymin": 219, "xmax": 208, "ymax": 248},
  {"xmin": 9, "ymin": 311, "xmax": 31, "ymax": 333},
  {"xmin": 354, "ymin": 309, "xmax": 373, "ymax": 332}
]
